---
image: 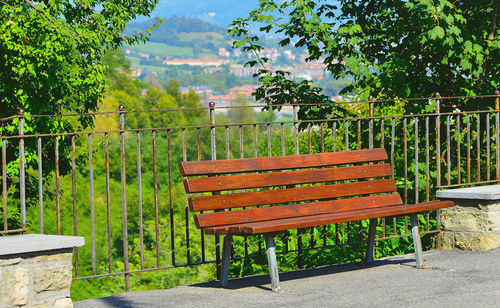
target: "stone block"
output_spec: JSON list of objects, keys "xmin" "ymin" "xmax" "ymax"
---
[
  {"xmin": 54, "ymin": 297, "xmax": 73, "ymax": 308},
  {"xmin": 4, "ymin": 266, "xmax": 29, "ymax": 306},
  {"xmin": 454, "ymin": 232, "xmax": 500, "ymax": 251},
  {"xmin": 441, "ymin": 232, "xmax": 455, "ymax": 250},
  {"xmin": 441, "ymin": 206, "xmax": 500, "ymax": 232},
  {"xmin": 33, "ymin": 253, "xmax": 72, "ymax": 292}
]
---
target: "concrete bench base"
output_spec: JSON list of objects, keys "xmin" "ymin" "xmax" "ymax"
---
[
  {"xmin": 437, "ymin": 185, "xmax": 500, "ymax": 251},
  {"xmin": 0, "ymin": 234, "xmax": 84, "ymax": 308}
]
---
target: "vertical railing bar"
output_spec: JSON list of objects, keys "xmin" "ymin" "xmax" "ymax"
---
[
  {"xmin": 404, "ymin": 118, "xmax": 408, "ymax": 234},
  {"xmin": 425, "ymin": 117, "xmax": 430, "ymax": 231},
  {"xmin": 118, "ymin": 106, "xmax": 130, "ymax": 291},
  {"xmin": 226, "ymin": 126, "xmax": 230, "ymax": 159},
  {"xmin": 345, "ymin": 120, "xmax": 349, "ymax": 151},
  {"xmin": 380, "ymin": 118, "xmax": 386, "ymax": 238},
  {"xmin": 496, "ymin": 109, "xmax": 500, "ymax": 180},
  {"xmin": 280, "ymin": 122, "xmax": 289, "ymax": 252},
  {"xmin": 37, "ymin": 137, "xmax": 43, "ymax": 233},
  {"xmin": 267, "ymin": 123, "xmax": 272, "ymax": 157},
  {"xmin": 380, "ymin": 119, "xmax": 385, "ymax": 150},
  {"xmin": 391, "ymin": 117, "xmax": 395, "ymax": 176},
  {"xmin": 457, "ymin": 115, "xmax": 461, "ymax": 184},
  {"xmin": 477, "ymin": 114, "xmax": 481, "ymax": 182},
  {"xmin": 168, "ymin": 130, "xmax": 176, "ymax": 266},
  {"xmin": 496, "ymin": 91, "xmax": 500, "ymax": 179},
  {"xmin": 320, "ymin": 122, "xmax": 324, "ymax": 153},
  {"xmin": 467, "ymin": 114, "xmax": 471, "ymax": 183},
  {"xmin": 425, "ymin": 117, "xmax": 430, "ymax": 203},
  {"xmin": 447, "ymin": 115, "xmax": 451, "ymax": 185},
  {"xmin": 487, "ymin": 114, "xmax": 491, "ymax": 181},
  {"xmin": 332, "ymin": 121, "xmax": 337, "ymax": 152},
  {"xmin": 55, "ymin": 136, "xmax": 60, "ymax": 234},
  {"xmin": 2, "ymin": 139, "xmax": 6, "ymax": 232},
  {"xmin": 307, "ymin": 122, "xmax": 315, "ymax": 248},
  {"xmin": 391, "ymin": 117, "xmax": 396, "ymax": 236},
  {"xmin": 225, "ymin": 125, "xmax": 233, "ymax": 259},
  {"xmin": 239, "ymin": 124, "xmax": 248, "ymax": 257},
  {"xmin": 281, "ymin": 123, "xmax": 285, "ymax": 156},
  {"xmin": 307, "ymin": 123, "xmax": 312, "ymax": 154},
  {"xmin": 88, "ymin": 133, "xmax": 96, "ymax": 275},
  {"xmin": 320, "ymin": 122, "xmax": 326, "ymax": 247},
  {"xmin": 152, "ymin": 130, "xmax": 160, "ymax": 268},
  {"xmin": 182, "ymin": 129, "xmax": 191, "ymax": 265},
  {"xmin": 18, "ymin": 110, "xmax": 26, "ymax": 230},
  {"xmin": 357, "ymin": 119, "xmax": 361, "ymax": 149},
  {"xmin": 414, "ymin": 117, "xmax": 419, "ymax": 204},
  {"xmin": 253, "ymin": 123, "xmax": 262, "ymax": 256},
  {"xmin": 137, "ymin": 132, "xmax": 144, "ymax": 270},
  {"xmin": 435, "ymin": 94, "xmax": 441, "ymax": 190},
  {"xmin": 104, "ymin": 133, "xmax": 112, "ymax": 274},
  {"xmin": 197, "ymin": 128, "xmax": 205, "ymax": 263},
  {"xmin": 194, "ymin": 129, "xmax": 205, "ymax": 264},
  {"xmin": 293, "ymin": 102, "xmax": 303, "ymax": 269},
  {"xmin": 71, "ymin": 136, "xmax": 79, "ymax": 277},
  {"xmin": 209, "ymin": 103, "xmax": 221, "ymax": 277}
]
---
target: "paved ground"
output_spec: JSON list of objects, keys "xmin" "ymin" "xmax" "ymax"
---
[{"xmin": 75, "ymin": 248, "xmax": 500, "ymax": 308}]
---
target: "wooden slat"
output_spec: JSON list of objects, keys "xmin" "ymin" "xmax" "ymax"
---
[
  {"xmin": 235, "ymin": 200, "xmax": 454, "ymax": 234},
  {"xmin": 179, "ymin": 148, "xmax": 388, "ymax": 176},
  {"xmin": 195, "ymin": 193, "xmax": 403, "ymax": 228},
  {"xmin": 189, "ymin": 179, "xmax": 397, "ymax": 212},
  {"xmin": 184, "ymin": 163, "xmax": 393, "ymax": 193}
]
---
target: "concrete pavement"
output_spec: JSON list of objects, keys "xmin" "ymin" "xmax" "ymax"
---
[{"xmin": 75, "ymin": 248, "xmax": 500, "ymax": 307}]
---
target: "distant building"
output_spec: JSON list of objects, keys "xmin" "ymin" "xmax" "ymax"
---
[
  {"xmin": 138, "ymin": 52, "xmax": 150, "ymax": 59},
  {"xmin": 218, "ymin": 48, "xmax": 230, "ymax": 57},
  {"xmin": 162, "ymin": 59, "xmax": 229, "ymax": 67},
  {"xmin": 180, "ymin": 86, "xmax": 213, "ymax": 96}
]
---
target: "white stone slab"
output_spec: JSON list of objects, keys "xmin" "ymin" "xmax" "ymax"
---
[
  {"xmin": 436, "ymin": 184, "xmax": 500, "ymax": 200},
  {"xmin": 0, "ymin": 234, "xmax": 84, "ymax": 256}
]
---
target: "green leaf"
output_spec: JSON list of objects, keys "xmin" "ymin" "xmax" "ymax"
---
[{"xmin": 428, "ymin": 26, "xmax": 445, "ymax": 40}]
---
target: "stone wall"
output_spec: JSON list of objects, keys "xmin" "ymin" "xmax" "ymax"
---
[
  {"xmin": 441, "ymin": 199, "xmax": 500, "ymax": 250},
  {"xmin": 0, "ymin": 248, "xmax": 74, "ymax": 308}
]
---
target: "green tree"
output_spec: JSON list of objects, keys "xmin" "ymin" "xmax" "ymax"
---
[
  {"xmin": 1, "ymin": 0, "xmax": 161, "ymax": 120},
  {"xmin": 0, "ymin": 0, "xmax": 160, "ymax": 230},
  {"xmin": 230, "ymin": 0, "xmax": 499, "ymax": 115}
]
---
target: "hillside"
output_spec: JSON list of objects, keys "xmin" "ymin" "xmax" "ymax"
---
[{"xmin": 139, "ymin": 0, "xmax": 259, "ymax": 26}]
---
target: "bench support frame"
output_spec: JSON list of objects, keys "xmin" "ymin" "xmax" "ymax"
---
[
  {"xmin": 410, "ymin": 214, "xmax": 424, "ymax": 268},
  {"xmin": 265, "ymin": 233, "xmax": 280, "ymax": 292},
  {"xmin": 220, "ymin": 234, "xmax": 233, "ymax": 287},
  {"xmin": 364, "ymin": 218, "xmax": 377, "ymax": 264}
]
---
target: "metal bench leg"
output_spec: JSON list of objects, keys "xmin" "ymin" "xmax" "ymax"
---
[
  {"xmin": 265, "ymin": 233, "xmax": 280, "ymax": 292},
  {"xmin": 364, "ymin": 218, "xmax": 377, "ymax": 264},
  {"xmin": 410, "ymin": 214, "xmax": 424, "ymax": 268},
  {"xmin": 220, "ymin": 234, "xmax": 232, "ymax": 287}
]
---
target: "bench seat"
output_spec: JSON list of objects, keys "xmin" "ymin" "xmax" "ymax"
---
[
  {"xmin": 204, "ymin": 200, "xmax": 453, "ymax": 235},
  {"xmin": 179, "ymin": 148, "xmax": 454, "ymax": 292}
]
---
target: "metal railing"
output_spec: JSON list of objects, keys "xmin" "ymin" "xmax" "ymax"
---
[{"xmin": 1, "ymin": 93, "xmax": 499, "ymax": 293}]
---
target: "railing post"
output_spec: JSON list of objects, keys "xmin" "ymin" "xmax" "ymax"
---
[
  {"xmin": 119, "ymin": 105, "xmax": 130, "ymax": 292},
  {"xmin": 209, "ymin": 101, "xmax": 222, "ymax": 279},
  {"xmin": 434, "ymin": 92, "xmax": 442, "ymax": 249},
  {"xmin": 435, "ymin": 93, "xmax": 441, "ymax": 189},
  {"xmin": 495, "ymin": 90, "xmax": 500, "ymax": 180},
  {"xmin": 292, "ymin": 98, "xmax": 303, "ymax": 269},
  {"xmin": 18, "ymin": 109, "xmax": 26, "ymax": 231},
  {"xmin": 368, "ymin": 96, "xmax": 373, "ymax": 149}
]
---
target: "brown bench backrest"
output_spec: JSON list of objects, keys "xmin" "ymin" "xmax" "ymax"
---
[{"xmin": 179, "ymin": 148, "xmax": 403, "ymax": 229}]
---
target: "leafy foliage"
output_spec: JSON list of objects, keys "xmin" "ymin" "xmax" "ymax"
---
[{"xmin": 229, "ymin": 0, "xmax": 499, "ymax": 115}]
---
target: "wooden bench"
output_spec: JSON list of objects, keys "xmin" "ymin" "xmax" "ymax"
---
[{"xmin": 179, "ymin": 148, "xmax": 454, "ymax": 291}]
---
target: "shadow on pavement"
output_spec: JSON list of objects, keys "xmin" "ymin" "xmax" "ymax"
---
[
  {"xmin": 93, "ymin": 297, "xmax": 137, "ymax": 308},
  {"xmin": 190, "ymin": 257, "xmax": 416, "ymax": 291}
]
